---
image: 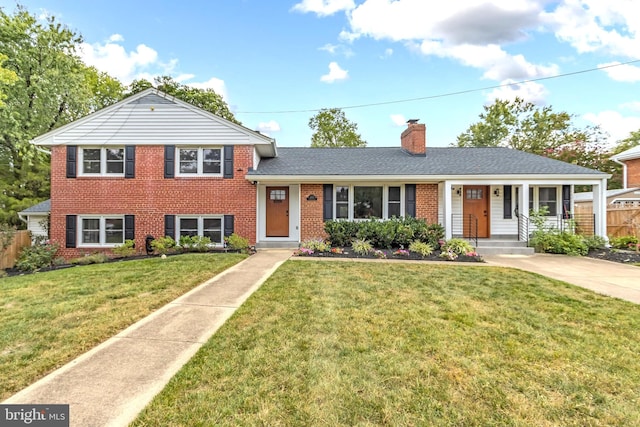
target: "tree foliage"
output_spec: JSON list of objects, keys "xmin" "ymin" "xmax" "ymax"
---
[
  {"xmin": 308, "ymin": 108, "xmax": 366, "ymax": 147},
  {"xmin": 0, "ymin": 6, "xmax": 122, "ymax": 226},
  {"xmin": 128, "ymin": 76, "xmax": 239, "ymax": 124},
  {"xmin": 456, "ymin": 98, "xmax": 622, "ymax": 188}
]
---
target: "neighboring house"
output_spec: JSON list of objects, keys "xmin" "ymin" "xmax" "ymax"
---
[
  {"xmin": 18, "ymin": 199, "xmax": 50, "ymax": 242},
  {"xmin": 612, "ymin": 145, "xmax": 640, "ymax": 190},
  {"xmin": 29, "ymin": 88, "xmax": 609, "ymax": 258}
]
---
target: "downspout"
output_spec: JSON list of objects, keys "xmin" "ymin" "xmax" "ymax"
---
[{"xmin": 612, "ymin": 157, "xmax": 627, "ymax": 189}]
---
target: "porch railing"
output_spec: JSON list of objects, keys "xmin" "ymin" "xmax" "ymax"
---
[
  {"xmin": 451, "ymin": 213, "xmax": 478, "ymax": 247},
  {"xmin": 517, "ymin": 213, "xmax": 530, "ymax": 244}
]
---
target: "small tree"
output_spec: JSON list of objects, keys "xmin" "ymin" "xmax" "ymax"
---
[{"xmin": 308, "ymin": 108, "xmax": 366, "ymax": 147}]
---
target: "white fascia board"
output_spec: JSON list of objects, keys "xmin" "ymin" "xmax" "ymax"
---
[{"xmin": 245, "ymin": 174, "xmax": 610, "ymax": 184}]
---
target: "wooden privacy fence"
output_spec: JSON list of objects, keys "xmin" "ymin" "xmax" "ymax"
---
[
  {"xmin": 1, "ymin": 230, "xmax": 31, "ymax": 270},
  {"xmin": 575, "ymin": 205, "xmax": 640, "ymax": 239}
]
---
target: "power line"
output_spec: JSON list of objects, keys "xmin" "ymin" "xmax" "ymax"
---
[{"xmin": 236, "ymin": 59, "xmax": 640, "ymax": 114}]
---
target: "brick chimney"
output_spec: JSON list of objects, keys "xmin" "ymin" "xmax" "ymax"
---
[{"xmin": 401, "ymin": 119, "xmax": 426, "ymax": 156}]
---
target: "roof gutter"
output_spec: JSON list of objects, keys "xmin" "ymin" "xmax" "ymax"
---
[{"xmin": 611, "ymin": 156, "xmax": 627, "ymax": 189}]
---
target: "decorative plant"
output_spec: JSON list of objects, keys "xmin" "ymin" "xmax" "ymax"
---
[
  {"xmin": 351, "ymin": 238, "xmax": 373, "ymax": 256},
  {"xmin": 179, "ymin": 235, "xmax": 194, "ymax": 251},
  {"xmin": 392, "ymin": 248, "xmax": 410, "ymax": 257},
  {"xmin": 226, "ymin": 233, "xmax": 250, "ymax": 253},
  {"xmin": 300, "ymin": 238, "xmax": 330, "ymax": 253},
  {"xmin": 112, "ymin": 239, "xmax": 136, "ymax": 257},
  {"xmin": 151, "ymin": 236, "xmax": 176, "ymax": 255},
  {"xmin": 440, "ymin": 238, "xmax": 475, "ymax": 255},
  {"xmin": 439, "ymin": 249, "xmax": 458, "ymax": 261},
  {"xmin": 190, "ymin": 236, "xmax": 212, "ymax": 252},
  {"xmin": 373, "ymin": 249, "xmax": 387, "ymax": 259},
  {"xmin": 330, "ymin": 247, "xmax": 344, "ymax": 254},
  {"xmin": 408, "ymin": 240, "xmax": 433, "ymax": 258},
  {"xmin": 294, "ymin": 248, "xmax": 314, "ymax": 256},
  {"xmin": 15, "ymin": 238, "xmax": 60, "ymax": 272}
]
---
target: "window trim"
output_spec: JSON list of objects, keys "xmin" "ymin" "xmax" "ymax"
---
[
  {"xmin": 78, "ymin": 215, "xmax": 125, "ymax": 247},
  {"xmin": 78, "ymin": 147, "xmax": 125, "ymax": 177},
  {"xmin": 332, "ymin": 184, "xmax": 404, "ymax": 220},
  {"xmin": 529, "ymin": 186, "xmax": 559, "ymax": 216},
  {"xmin": 175, "ymin": 147, "xmax": 223, "ymax": 177},
  {"xmin": 175, "ymin": 215, "xmax": 224, "ymax": 245}
]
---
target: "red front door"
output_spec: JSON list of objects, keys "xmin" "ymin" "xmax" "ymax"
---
[
  {"xmin": 462, "ymin": 186, "xmax": 489, "ymax": 238},
  {"xmin": 266, "ymin": 187, "xmax": 289, "ymax": 237}
]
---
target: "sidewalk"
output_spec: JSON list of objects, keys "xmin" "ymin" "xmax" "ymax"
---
[
  {"xmin": 485, "ymin": 253, "xmax": 640, "ymax": 304},
  {"xmin": 3, "ymin": 249, "xmax": 292, "ymax": 427}
]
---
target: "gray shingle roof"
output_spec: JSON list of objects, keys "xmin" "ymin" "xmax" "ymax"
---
[
  {"xmin": 20, "ymin": 199, "xmax": 51, "ymax": 214},
  {"xmin": 249, "ymin": 147, "xmax": 607, "ymax": 177}
]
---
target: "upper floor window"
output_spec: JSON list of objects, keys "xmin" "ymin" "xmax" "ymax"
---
[
  {"xmin": 177, "ymin": 147, "xmax": 222, "ymax": 176},
  {"xmin": 80, "ymin": 148, "xmax": 124, "ymax": 176}
]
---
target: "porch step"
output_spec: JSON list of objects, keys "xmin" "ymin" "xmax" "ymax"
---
[
  {"xmin": 255, "ymin": 241, "xmax": 299, "ymax": 250},
  {"xmin": 475, "ymin": 239, "xmax": 535, "ymax": 256}
]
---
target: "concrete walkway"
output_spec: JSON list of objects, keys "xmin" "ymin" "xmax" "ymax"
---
[
  {"xmin": 485, "ymin": 253, "xmax": 640, "ymax": 304},
  {"xmin": 3, "ymin": 249, "xmax": 292, "ymax": 427}
]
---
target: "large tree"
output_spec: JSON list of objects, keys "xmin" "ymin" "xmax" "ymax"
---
[
  {"xmin": 455, "ymin": 98, "xmax": 620, "ymax": 188},
  {"xmin": 0, "ymin": 6, "xmax": 123, "ymax": 226},
  {"xmin": 308, "ymin": 108, "xmax": 366, "ymax": 147},
  {"xmin": 128, "ymin": 76, "xmax": 239, "ymax": 124}
]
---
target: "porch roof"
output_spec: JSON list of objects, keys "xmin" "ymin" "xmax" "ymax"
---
[{"xmin": 249, "ymin": 147, "xmax": 608, "ymax": 178}]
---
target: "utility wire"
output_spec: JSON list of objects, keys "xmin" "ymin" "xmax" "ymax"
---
[{"xmin": 236, "ymin": 59, "xmax": 640, "ymax": 114}]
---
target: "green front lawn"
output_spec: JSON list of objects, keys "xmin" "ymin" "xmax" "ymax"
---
[
  {"xmin": 0, "ymin": 253, "xmax": 246, "ymax": 400},
  {"xmin": 133, "ymin": 261, "xmax": 640, "ymax": 426}
]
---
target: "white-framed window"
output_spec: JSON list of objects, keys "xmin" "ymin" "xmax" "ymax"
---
[
  {"xmin": 79, "ymin": 216, "xmax": 124, "ymax": 247},
  {"xmin": 333, "ymin": 185, "xmax": 403, "ymax": 220},
  {"xmin": 79, "ymin": 147, "xmax": 124, "ymax": 176},
  {"xmin": 529, "ymin": 186, "xmax": 558, "ymax": 216},
  {"xmin": 176, "ymin": 216, "xmax": 223, "ymax": 244},
  {"xmin": 177, "ymin": 147, "xmax": 222, "ymax": 176}
]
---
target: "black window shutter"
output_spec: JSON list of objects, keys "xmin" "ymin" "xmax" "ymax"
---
[
  {"xmin": 405, "ymin": 184, "xmax": 416, "ymax": 218},
  {"xmin": 164, "ymin": 145, "xmax": 175, "ymax": 178},
  {"xmin": 124, "ymin": 215, "xmax": 135, "ymax": 240},
  {"xmin": 66, "ymin": 146, "xmax": 77, "ymax": 178},
  {"xmin": 503, "ymin": 185, "xmax": 512, "ymax": 219},
  {"xmin": 562, "ymin": 185, "xmax": 571, "ymax": 218},
  {"xmin": 224, "ymin": 215, "xmax": 234, "ymax": 237},
  {"xmin": 164, "ymin": 215, "xmax": 175, "ymax": 238},
  {"xmin": 66, "ymin": 215, "xmax": 77, "ymax": 248},
  {"xmin": 223, "ymin": 146, "xmax": 234, "ymax": 178},
  {"xmin": 323, "ymin": 184, "xmax": 333, "ymax": 221},
  {"xmin": 125, "ymin": 145, "xmax": 135, "ymax": 178}
]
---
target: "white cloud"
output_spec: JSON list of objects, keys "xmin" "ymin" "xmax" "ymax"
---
[
  {"xmin": 390, "ymin": 114, "xmax": 406, "ymax": 126},
  {"xmin": 380, "ymin": 48, "xmax": 393, "ymax": 59},
  {"xmin": 599, "ymin": 61, "xmax": 640, "ymax": 82},
  {"xmin": 320, "ymin": 61, "xmax": 349, "ymax": 83},
  {"xmin": 319, "ymin": 43, "xmax": 354, "ymax": 57},
  {"xmin": 256, "ymin": 120, "xmax": 281, "ymax": 135},
  {"xmin": 583, "ymin": 110, "xmax": 640, "ymax": 144},
  {"xmin": 485, "ymin": 80, "xmax": 548, "ymax": 105},
  {"xmin": 79, "ymin": 36, "xmax": 160, "ymax": 84},
  {"xmin": 545, "ymin": 0, "xmax": 640, "ymax": 59},
  {"xmin": 187, "ymin": 77, "xmax": 228, "ymax": 100},
  {"xmin": 291, "ymin": 0, "xmax": 355, "ymax": 16},
  {"xmin": 621, "ymin": 101, "xmax": 640, "ymax": 112},
  {"xmin": 108, "ymin": 34, "xmax": 124, "ymax": 42}
]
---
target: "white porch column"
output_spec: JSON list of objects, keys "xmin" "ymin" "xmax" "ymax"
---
[
  {"xmin": 520, "ymin": 183, "xmax": 529, "ymax": 217},
  {"xmin": 443, "ymin": 183, "xmax": 452, "ymax": 239},
  {"xmin": 593, "ymin": 179, "xmax": 608, "ymax": 239}
]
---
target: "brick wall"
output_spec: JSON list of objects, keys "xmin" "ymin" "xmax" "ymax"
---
[
  {"xmin": 300, "ymin": 184, "xmax": 326, "ymax": 240},
  {"xmin": 416, "ymin": 184, "xmax": 439, "ymax": 222},
  {"xmin": 51, "ymin": 145, "xmax": 256, "ymax": 259},
  {"xmin": 400, "ymin": 122, "xmax": 426, "ymax": 155},
  {"xmin": 626, "ymin": 158, "xmax": 640, "ymax": 188}
]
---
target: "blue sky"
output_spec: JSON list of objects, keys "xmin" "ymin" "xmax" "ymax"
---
[{"xmin": 3, "ymin": 0, "xmax": 640, "ymax": 148}]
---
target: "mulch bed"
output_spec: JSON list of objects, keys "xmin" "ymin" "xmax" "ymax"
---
[
  {"xmin": 585, "ymin": 248, "xmax": 640, "ymax": 265},
  {"xmin": 293, "ymin": 248, "xmax": 484, "ymax": 263}
]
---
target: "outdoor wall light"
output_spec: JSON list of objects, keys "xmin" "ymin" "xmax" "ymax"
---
[
  {"xmin": 493, "ymin": 188, "xmax": 500, "ymax": 197},
  {"xmin": 455, "ymin": 187, "xmax": 462, "ymax": 196},
  {"xmin": 306, "ymin": 194, "xmax": 318, "ymax": 201}
]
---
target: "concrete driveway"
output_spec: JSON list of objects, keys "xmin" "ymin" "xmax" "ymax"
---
[{"xmin": 485, "ymin": 253, "xmax": 640, "ymax": 304}]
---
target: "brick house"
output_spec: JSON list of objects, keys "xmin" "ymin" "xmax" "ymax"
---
[{"xmin": 31, "ymin": 88, "xmax": 610, "ymax": 257}]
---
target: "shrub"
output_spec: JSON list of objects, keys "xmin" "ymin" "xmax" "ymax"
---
[
  {"xmin": 583, "ymin": 235, "xmax": 607, "ymax": 251},
  {"xmin": 441, "ymin": 238, "xmax": 474, "ymax": 255},
  {"xmin": 71, "ymin": 252, "xmax": 110, "ymax": 265},
  {"xmin": 531, "ymin": 230, "xmax": 588, "ymax": 256},
  {"xmin": 16, "ymin": 240, "xmax": 59, "ymax": 272},
  {"xmin": 179, "ymin": 235, "xmax": 194, "ymax": 251},
  {"xmin": 112, "ymin": 239, "xmax": 136, "ymax": 257},
  {"xmin": 609, "ymin": 235, "xmax": 638, "ymax": 250},
  {"xmin": 351, "ymin": 238, "xmax": 373, "ymax": 256},
  {"xmin": 408, "ymin": 240, "xmax": 433, "ymax": 258},
  {"xmin": 300, "ymin": 238, "xmax": 330, "ymax": 252},
  {"xmin": 226, "ymin": 233, "xmax": 250, "ymax": 253},
  {"xmin": 324, "ymin": 220, "xmax": 359, "ymax": 247},
  {"xmin": 151, "ymin": 236, "xmax": 176, "ymax": 255},
  {"xmin": 439, "ymin": 249, "xmax": 458, "ymax": 261},
  {"xmin": 190, "ymin": 236, "xmax": 212, "ymax": 252}
]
